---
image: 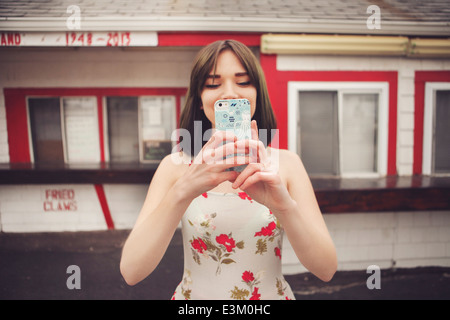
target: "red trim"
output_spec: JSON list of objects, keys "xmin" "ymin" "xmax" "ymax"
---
[
  {"xmin": 96, "ymin": 96, "xmax": 105, "ymax": 162},
  {"xmin": 260, "ymin": 53, "xmax": 398, "ymax": 175},
  {"xmin": 94, "ymin": 184, "xmax": 115, "ymax": 230},
  {"xmin": 413, "ymin": 71, "xmax": 450, "ymax": 174},
  {"xmin": 158, "ymin": 32, "xmax": 261, "ymax": 47},
  {"xmin": 4, "ymin": 87, "xmax": 187, "ymax": 163},
  {"xmin": 4, "ymin": 90, "xmax": 31, "ymax": 163}
]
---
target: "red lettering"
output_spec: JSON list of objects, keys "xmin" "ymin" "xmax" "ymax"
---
[
  {"xmin": 68, "ymin": 190, "xmax": 75, "ymax": 199},
  {"xmin": 60, "ymin": 189, "xmax": 68, "ymax": 199},
  {"xmin": 45, "ymin": 189, "xmax": 75, "ymax": 200},
  {"xmin": 43, "ymin": 201, "xmax": 52, "ymax": 211},
  {"xmin": 77, "ymin": 33, "xmax": 84, "ymax": 45},
  {"xmin": 7, "ymin": 33, "xmax": 14, "ymax": 45},
  {"xmin": 1, "ymin": 33, "xmax": 21, "ymax": 46},
  {"xmin": 43, "ymin": 200, "xmax": 77, "ymax": 211}
]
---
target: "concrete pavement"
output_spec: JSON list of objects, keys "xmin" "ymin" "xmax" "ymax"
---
[{"xmin": 1, "ymin": 230, "xmax": 449, "ymax": 300}]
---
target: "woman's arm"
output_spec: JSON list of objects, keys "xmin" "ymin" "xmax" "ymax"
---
[
  {"xmin": 119, "ymin": 155, "xmax": 191, "ymax": 286},
  {"xmin": 276, "ymin": 150, "xmax": 337, "ymax": 282},
  {"xmin": 120, "ymin": 131, "xmax": 242, "ymax": 286},
  {"xmin": 232, "ymin": 121, "xmax": 337, "ymax": 282}
]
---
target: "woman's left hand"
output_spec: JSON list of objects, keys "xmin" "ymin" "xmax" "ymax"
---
[{"xmin": 232, "ymin": 121, "xmax": 296, "ymax": 216}]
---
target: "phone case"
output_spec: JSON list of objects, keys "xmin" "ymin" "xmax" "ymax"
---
[{"xmin": 214, "ymin": 99, "xmax": 252, "ymax": 172}]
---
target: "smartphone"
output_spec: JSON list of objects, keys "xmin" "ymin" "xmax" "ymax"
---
[{"xmin": 214, "ymin": 98, "xmax": 252, "ymax": 172}]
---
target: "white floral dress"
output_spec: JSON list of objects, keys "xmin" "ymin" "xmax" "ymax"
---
[{"xmin": 171, "ymin": 192, "xmax": 295, "ymax": 300}]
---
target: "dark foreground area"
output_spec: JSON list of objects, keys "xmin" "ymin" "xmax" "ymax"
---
[{"xmin": 1, "ymin": 230, "xmax": 449, "ymax": 300}]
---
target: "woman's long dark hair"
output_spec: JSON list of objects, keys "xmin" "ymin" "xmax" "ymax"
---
[{"xmin": 178, "ymin": 39, "xmax": 277, "ymax": 157}]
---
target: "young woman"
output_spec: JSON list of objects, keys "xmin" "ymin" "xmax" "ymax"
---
[{"xmin": 120, "ymin": 40, "xmax": 337, "ymax": 300}]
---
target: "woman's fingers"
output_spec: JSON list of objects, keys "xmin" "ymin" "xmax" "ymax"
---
[
  {"xmin": 194, "ymin": 125, "xmax": 271, "ymax": 170},
  {"xmin": 234, "ymin": 139, "xmax": 268, "ymax": 165},
  {"xmin": 193, "ymin": 130, "xmax": 236, "ymax": 164}
]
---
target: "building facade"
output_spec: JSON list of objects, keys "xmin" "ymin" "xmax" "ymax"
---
[{"xmin": 1, "ymin": 0, "xmax": 450, "ymax": 274}]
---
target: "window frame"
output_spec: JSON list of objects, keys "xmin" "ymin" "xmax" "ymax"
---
[
  {"xmin": 5, "ymin": 87, "xmax": 186, "ymax": 165},
  {"xmin": 288, "ymin": 81, "xmax": 389, "ymax": 177},
  {"xmin": 137, "ymin": 95, "xmax": 177, "ymax": 164},
  {"xmin": 103, "ymin": 95, "xmax": 178, "ymax": 164},
  {"xmin": 26, "ymin": 96, "xmax": 100, "ymax": 164},
  {"xmin": 423, "ymin": 82, "xmax": 450, "ymax": 176}
]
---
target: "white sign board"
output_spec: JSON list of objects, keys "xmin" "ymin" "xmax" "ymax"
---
[{"xmin": 1, "ymin": 31, "xmax": 158, "ymax": 47}]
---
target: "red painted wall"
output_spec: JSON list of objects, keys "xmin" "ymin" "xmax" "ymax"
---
[{"xmin": 260, "ymin": 53, "xmax": 398, "ymax": 175}]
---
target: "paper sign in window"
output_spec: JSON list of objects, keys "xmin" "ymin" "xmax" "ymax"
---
[{"xmin": 63, "ymin": 97, "xmax": 100, "ymax": 163}]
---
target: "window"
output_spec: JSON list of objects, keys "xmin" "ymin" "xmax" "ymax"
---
[
  {"xmin": 139, "ymin": 96, "xmax": 176, "ymax": 163},
  {"xmin": 288, "ymin": 82, "xmax": 388, "ymax": 177},
  {"xmin": 104, "ymin": 95, "xmax": 178, "ymax": 163},
  {"xmin": 27, "ymin": 94, "xmax": 177, "ymax": 164},
  {"xmin": 423, "ymin": 83, "xmax": 450, "ymax": 175},
  {"xmin": 28, "ymin": 97, "xmax": 64, "ymax": 163},
  {"xmin": 63, "ymin": 97, "xmax": 100, "ymax": 163},
  {"xmin": 28, "ymin": 96, "xmax": 100, "ymax": 164},
  {"xmin": 105, "ymin": 97, "xmax": 139, "ymax": 163},
  {"xmin": 297, "ymin": 91, "xmax": 338, "ymax": 175}
]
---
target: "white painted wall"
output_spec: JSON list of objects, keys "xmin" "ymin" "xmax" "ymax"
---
[
  {"xmin": 0, "ymin": 184, "xmax": 107, "ymax": 232},
  {"xmin": 282, "ymin": 210, "xmax": 450, "ymax": 274},
  {"xmin": 102, "ymin": 184, "xmax": 148, "ymax": 229}
]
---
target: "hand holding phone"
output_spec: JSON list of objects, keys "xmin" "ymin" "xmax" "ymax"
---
[{"xmin": 214, "ymin": 99, "xmax": 252, "ymax": 172}]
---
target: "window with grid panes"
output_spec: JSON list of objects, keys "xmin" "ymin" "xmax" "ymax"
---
[
  {"xmin": 290, "ymin": 83, "xmax": 388, "ymax": 177},
  {"xmin": 28, "ymin": 97, "xmax": 100, "ymax": 164}
]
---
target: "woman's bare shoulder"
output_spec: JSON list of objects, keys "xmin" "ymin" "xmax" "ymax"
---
[
  {"xmin": 277, "ymin": 148, "xmax": 301, "ymax": 162},
  {"xmin": 269, "ymin": 148, "xmax": 302, "ymax": 169}
]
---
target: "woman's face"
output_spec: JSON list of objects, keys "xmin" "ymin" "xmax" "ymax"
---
[{"xmin": 200, "ymin": 50, "xmax": 257, "ymax": 128}]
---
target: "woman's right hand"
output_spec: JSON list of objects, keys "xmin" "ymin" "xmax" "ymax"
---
[{"xmin": 175, "ymin": 130, "xmax": 251, "ymax": 200}]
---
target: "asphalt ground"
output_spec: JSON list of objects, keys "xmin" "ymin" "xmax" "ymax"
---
[{"xmin": 1, "ymin": 230, "xmax": 450, "ymax": 300}]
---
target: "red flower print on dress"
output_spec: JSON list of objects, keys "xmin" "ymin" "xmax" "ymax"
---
[
  {"xmin": 242, "ymin": 271, "xmax": 254, "ymax": 283},
  {"xmin": 254, "ymin": 221, "xmax": 276, "ymax": 237},
  {"xmin": 189, "ymin": 214, "xmax": 244, "ymax": 275},
  {"xmin": 238, "ymin": 192, "xmax": 253, "ymax": 202},
  {"xmin": 216, "ymin": 234, "xmax": 236, "ymax": 252},
  {"xmin": 254, "ymin": 219, "xmax": 282, "ymax": 256},
  {"xmin": 201, "ymin": 192, "xmax": 208, "ymax": 198},
  {"xmin": 274, "ymin": 247, "xmax": 282, "ymax": 259},
  {"xmin": 230, "ymin": 270, "xmax": 263, "ymax": 300},
  {"xmin": 250, "ymin": 287, "xmax": 261, "ymax": 300},
  {"xmin": 191, "ymin": 237, "xmax": 207, "ymax": 254}
]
